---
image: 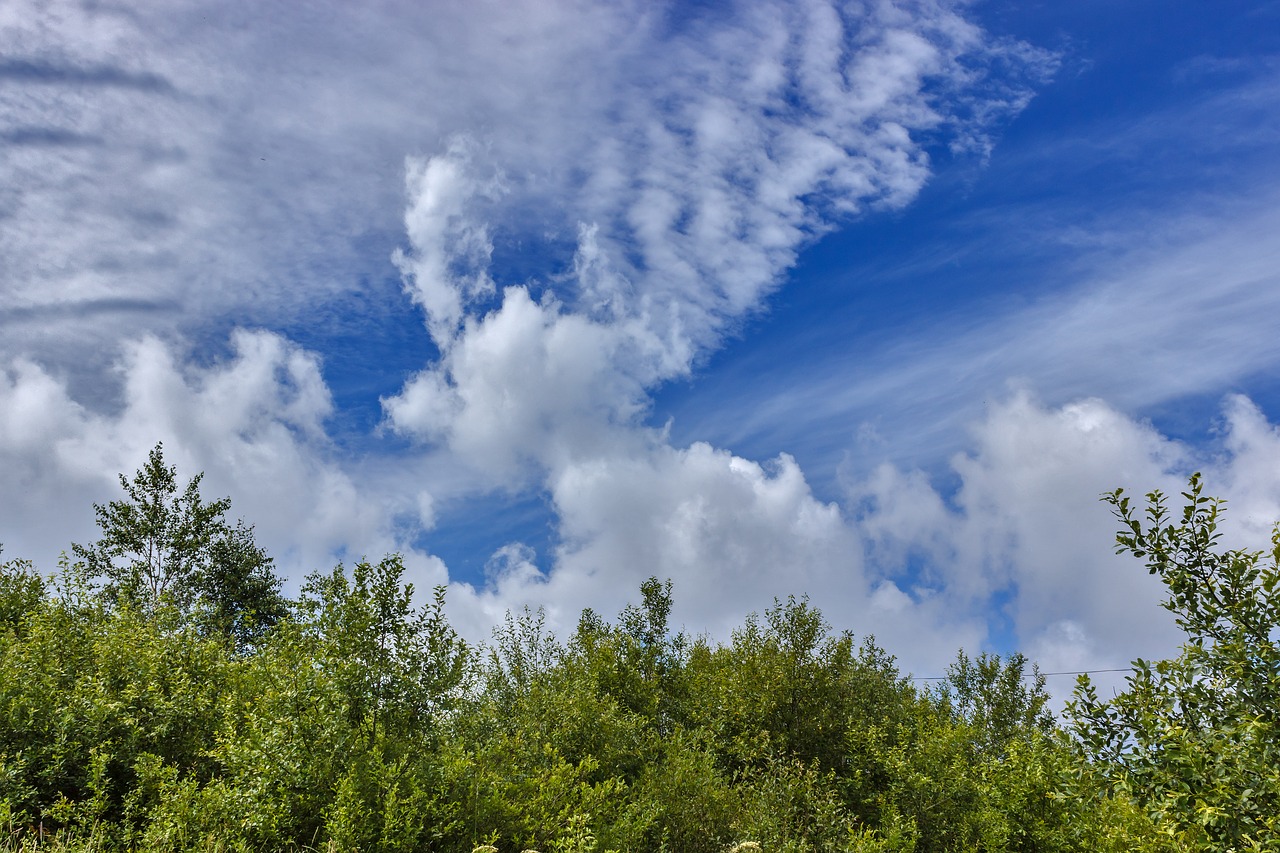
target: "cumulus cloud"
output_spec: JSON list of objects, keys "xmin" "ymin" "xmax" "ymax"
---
[
  {"xmin": 855, "ymin": 393, "xmax": 1189, "ymax": 666},
  {"xmin": 382, "ymin": 0, "xmax": 1053, "ymax": 472},
  {"xmin": 439, "ymin": 433, "xmax": 987, "ymax": 668},
  {"xmin": 435, "ymin": 387, "xmax": 1280, "ymax": 685},
  {"xmin": 1206, "ymin": 394, "xmax": 1280, "ymax": 539},
  {"xmin": 0, "ymin": 332, "xmax": 435, "ymax": 589},
  {"xmin": 849, "ymin": 392, "xmax": 1280, "ymax": 685},
  {"xmin": 367, "ymin": 0, "xmax": 1055, "ymax": 662}
]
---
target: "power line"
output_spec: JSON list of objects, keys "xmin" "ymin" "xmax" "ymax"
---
[{"xmin": 910, "ymin": 667, "xmax": 1131, "ymax": 681}]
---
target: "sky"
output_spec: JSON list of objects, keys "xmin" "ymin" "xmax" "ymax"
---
[{"xmin": 3, "ymin": 0, "xmax": 1280, "ymax": 691}]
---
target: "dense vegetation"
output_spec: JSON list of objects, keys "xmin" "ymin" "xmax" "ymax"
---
[{"xmin": 2, "ymin": 448, "xmax": 1277, "ymax": 851}]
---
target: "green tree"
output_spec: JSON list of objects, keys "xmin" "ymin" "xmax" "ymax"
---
[
  {"xmin": 72, "ymin": 443, "xmax": 287, "ymax": 650},
  {"xmin": 685, "ymin": 595, "xmax": 894, "ymax": 777},
  {"xmin": 299, "ymin": 554, "xmax": 471, "ymax": 747},
  {"xmin": 933, "ymin": 651, "xmax": 1054, "ymax": 758},
  {"xmin": 1068, "ymin": 474, "xmax": 1280, "ymax": 849},
  {"xmin": 195, "ymin": 521, "xmax": 289, "ymax": 653},
  {"xmin": 73, "ymin": 443, "xmax": 230, "ymax": 610},
  {"xmin": 0, "ymin": 547, "xmax": 46, "ymax": 636}
]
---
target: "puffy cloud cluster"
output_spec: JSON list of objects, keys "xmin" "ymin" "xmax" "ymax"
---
[
  {"xmin": 9, "ymin": 321, "xmax": 1280, "ymax": 686},
  {"xmin": 851, "ymin": 392, "xmax": 1280, "ymax": 685},
  {"xmin": 433, "ymin": 383, "xmax": 1280, "ymax": 683},
  {"xmin": 372, "ymin": 0, "xmax": 1055, "ymax": 662},
  {"xmin": 384, "ymin": 0, "xmax": 1054, "ymax": 472},
  {"xmin": 852, "ymin": 394, "xmax": 1189, "ymax": 671},
  {"xmin": 0, "ymin": 331, "xmax": 435, "ymax": 590},
  {"xmin": 437, "ymin": 431, "xmax": 989, "ymax": 667}
]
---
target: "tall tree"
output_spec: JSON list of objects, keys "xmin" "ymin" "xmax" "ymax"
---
[
  {"xmin": 74, "ymin": 443, "xmax": 230, "ymax": 611},
  {"xmin": 72, "ymin": 443, "xmax": 288, "ymax": 649}
]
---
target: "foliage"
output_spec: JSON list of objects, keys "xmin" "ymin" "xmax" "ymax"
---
[
  {"xmin": 195, "ymin": 521, "xmax": 289, "ymax": 654},
  {"xmin": 0, "ymin": 552, "xmax": 45, "ymax": 637},
  {"xmin": 71, "ymin": 444, "xmax": 231, "ymax": 611},
  {"xmin": 14, "ymin": 457, "xmax": 1271, "ymax": 851},
  {"xmin": 299, "ymin": 555, "xmax": 471, "ymax": 747},
  {"xmin": 70, "ymin": 443, "xmax": 288, "ymax": 652},
  {"xmin": 0, "ymin": 598, "xmax": 231, "ymax": 839},
  {"xmin": 1068, "ymin": 473, "xmax": 1280, "ymax": 850}
]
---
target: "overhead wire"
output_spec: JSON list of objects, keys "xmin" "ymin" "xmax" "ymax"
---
[{"xmin": 909, "ymin": 667, "xmax": 1132, "ymax": 681}]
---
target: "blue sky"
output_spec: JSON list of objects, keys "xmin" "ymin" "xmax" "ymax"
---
[{"xmin": 3, "ymin": 0, "xmax": 1280, "ymax": 682}]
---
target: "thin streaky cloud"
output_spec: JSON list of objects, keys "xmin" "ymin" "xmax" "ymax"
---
[{"xmin": 0, "ymin": 58, "xmax": 177, "ymax": 92}]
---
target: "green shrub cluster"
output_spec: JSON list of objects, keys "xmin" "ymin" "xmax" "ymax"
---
[{"xmin": 2, "ymin": 450, "xmax": 1275, "ymax": 851}]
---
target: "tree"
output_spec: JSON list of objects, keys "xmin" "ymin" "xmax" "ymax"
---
[
  {"xmin": 934, "ymin": 650, "xmax": 1054, "ymax": 758},
  {"xmin": 0, "ymin": 547, "xmax": 46, "ymax": 636},
  {"xmin": 74, "ymin": 444, "xmax": 230, "ymax": 610},
  {"xmin": 195, "ymin": 521, "xmax": 289, "ymax": 653},
  {"xmin": 1068, "ymin": 474, "xmax": 1280, "ymax": 849},
  {"xmin": 299, "ymin": 554, "xmax": 471, "ymax": 746},
  {"xmin": 72, "ymin": 443, "xmax": 288, "ymax": 649}
]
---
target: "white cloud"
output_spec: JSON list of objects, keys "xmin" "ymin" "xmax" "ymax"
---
[
  {"xmin": 941, "ymin": 394, "xmax": 1188, "ymax": 664},
  {"xmin": 386, "ymin": 285, "xmax": 658, "ymax": 487},
  {"xmin": 365, "ymin": 0, "xmax": 1052, "ymax": 664},
  {"xmin": 393, "ymin": 138, "xmax": 501, "ymax": 347},
  {"xmin": 439, "ymin": 433, "xmax": 987, "ymax": 669},
  {"xmin": 1205, "ymin": 394, "xmax": 1280, "ymax": 540},
  {"xmin": 0, "ymin": 332, "xmax": 432, "ymax": 590},
  {"xmin": 849, "ymin": 392, "xmax": 1280, "ymax": 689},
  {"xmin": 547, "ymin": 442, "xmax": 861, "ymax": 628},
  {"xmin": 382, "ymin": 0, "xmax": 1053, "ymax": 482}
]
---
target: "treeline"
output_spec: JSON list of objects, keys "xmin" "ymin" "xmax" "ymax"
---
[{"xmin": 1, "ymin": 449, "xmax": 1277, "ymax": 851}]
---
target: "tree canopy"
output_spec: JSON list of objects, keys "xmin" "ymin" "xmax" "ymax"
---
[
  {"xmin": 1069, "ymin": 474, "xmax": 1280, "ymax": 849},
  {"xmin": 70, "ymin": 442, "xmax": 288, "ymax": 651},
  {"xmin": 3, "ymin": 460, "xmax": 1277, "ymax": 851}
]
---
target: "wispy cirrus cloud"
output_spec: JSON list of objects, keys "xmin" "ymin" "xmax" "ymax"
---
[
  {"xmin": 367, "ymin": 0, "xmax": 1065, "ymax": 667},
  {"xmin": 667, "ymin": 193, "xmax": 1280, "ymax": 483},
  {"xmin": 0, "ymin": 57, "xmax": 177, "ymax": 92},
  {"xmin": 384, "ymin": 0, "xmax": 1055, "ymax": 477},
  {"xmin": 1, "ymin": 0, "xmax": 1052, "ymax": 374}
]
